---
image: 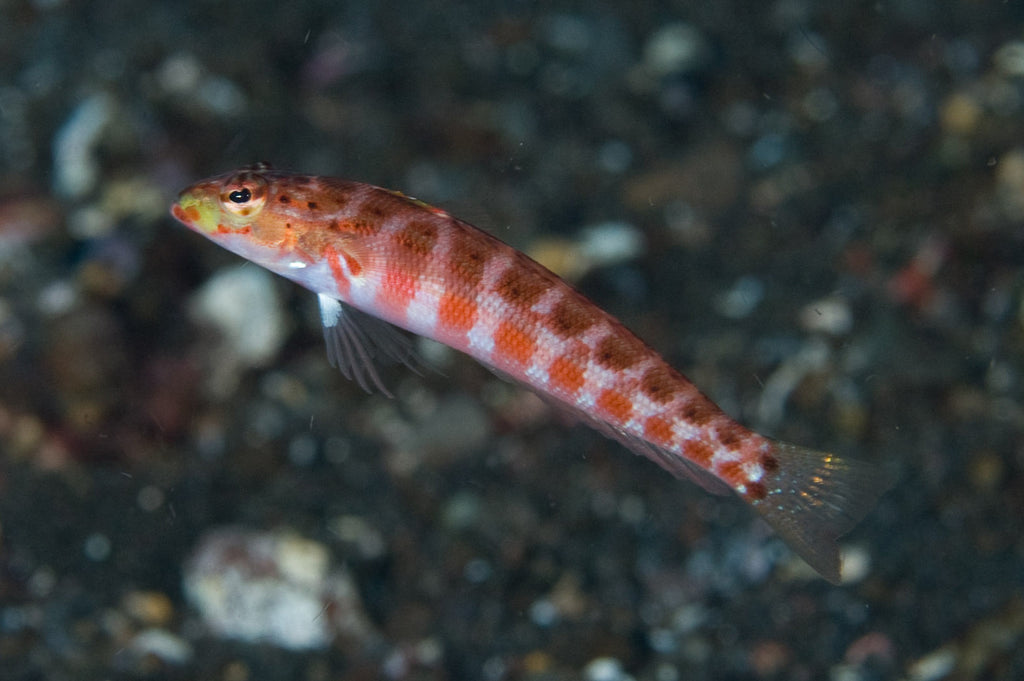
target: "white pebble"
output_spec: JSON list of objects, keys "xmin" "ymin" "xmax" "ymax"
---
[
  {"xmin": 127, "ymin": 628, "xmax": 193, "ymax": 665},
  {"xmin": 907, "ymin": 648, "xmax": 956, "ymax": 681},
  {"xmin": 799, "ymin": 296, "xmax": 853, "ymax": 335},
  {"xmin": 994, "ymin": 41, "xmax": 1024, "ymax": 77},
  {"xmin": 52, "ymin": 93, "xmax": 113, "ymax": 199},
  {"xmin": 644, "ymin": 23, "xmax": 708, "ymax": 76},
  {"xmin": 715, "ymin": 276, "xmax": 764, "ymax": 319},
  {"xmin": 189, "ymin": 266, "xmax": 287, "ymax": 394},
  {"xmin": 183, "ymin": 527, "xmax": 376, "ymax": 650},
  {"xmin": 839, "ymin": 545, "xmax": 871, "ymax": 584},
  {"xmin": 580, "ymin": 221, "xmax": 646, "ymax": 268},
  {"xmin": 584, "ymin": 657, "xmax": 634, "ymax": 681}
]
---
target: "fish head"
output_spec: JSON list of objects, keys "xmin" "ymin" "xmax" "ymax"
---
[{"xmin": 171, "ymin": 165, "xmax": 270, "ymax": 237}]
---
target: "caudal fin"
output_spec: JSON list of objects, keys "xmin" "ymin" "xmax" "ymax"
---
[{"xmin": 752, "ymin": 441, "xmax": 889, "ymax": 584}]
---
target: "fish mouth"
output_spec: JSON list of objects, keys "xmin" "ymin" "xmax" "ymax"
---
[
  {"xmin": 170, "ymin": 190, "xmax": 218, "ymax": 233},
  {"xmin": 170, "ymin": 201, "xmax": 190, "ymax": 223}
]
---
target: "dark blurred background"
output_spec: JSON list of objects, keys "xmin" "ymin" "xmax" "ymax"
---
[{"xmin": 0, "ymin": 1, "xmax": 1022, "ymax": 679}]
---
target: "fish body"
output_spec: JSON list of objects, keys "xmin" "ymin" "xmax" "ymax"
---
[{"xmin": 172, "ymin": 164, "xmax": 884, "ymax": 583}]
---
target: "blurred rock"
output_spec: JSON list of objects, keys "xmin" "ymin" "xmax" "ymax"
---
[
  {"xmin": 188, "ymin": 265, "xmax": 287, "ymax": 396},
  {"xmin": 183, "ymin": 526, "xmax": 378, "ymax": 651}
]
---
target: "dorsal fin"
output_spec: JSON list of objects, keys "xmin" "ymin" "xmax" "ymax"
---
[{"xmin": 318, "ymin": 294, "xmax": 420, "ymax": 397}]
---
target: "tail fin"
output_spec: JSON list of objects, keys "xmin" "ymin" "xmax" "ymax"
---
[{"xmin": 752, "ymin": 441, "xmax": 889, "ymax": 584}]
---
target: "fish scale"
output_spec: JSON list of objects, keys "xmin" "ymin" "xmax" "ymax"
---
[{"xmin": 172, "ymin": 163, "xmax": 887, "ymax": 583}]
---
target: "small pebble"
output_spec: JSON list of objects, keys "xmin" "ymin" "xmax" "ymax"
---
[
  {"xmin": 583, "ymin": 657, "xmax": 633, "ymax": 681},
  {"xmin": 123, "ymin": 590, "xmax": 175, "ymax": 627},
  {"xmin": 799, "ymin": 296, "xmax": 853, "ymax": 335},
  {"xmin": 126, "ymin": 628, "xmax": 193, "ymax": 666},
  {"xmin": 52, "ymin": 93, "xmax": 113, "ymax": 199},
  {"xmin": 715, "ymin": 276, "xmax": 764, "ymax": 319},
  {"xmin": 644, "ymin": 23, "xmax": 708, "ymax": 76},
  {"xmin": 993, "ymin": 40, "xmax": 1024, "ymax": 77},
  {"xmin": 189, "ymin": 265, "xmax": 287, "ymax": 395},
  {"xmin": 939, "ymin": 92, "xmax": 982, "ymax": 135},
  {"xmin": 906, "ymin": 648, "xmax": 956, "ymax": 681},
  {"xmin": 183, "ymin": 527, "xmax": 376, "ymax": 650}
]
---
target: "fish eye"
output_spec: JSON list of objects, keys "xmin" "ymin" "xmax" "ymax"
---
[{"xmin": 220, "ymin": 172, "xmax": 268, "ymax": 218}]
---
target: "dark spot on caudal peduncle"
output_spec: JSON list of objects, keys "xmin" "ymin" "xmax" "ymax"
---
[
  {"xmin": 278, "ymin": 195, "xmax": 291, "ymax": 203},
  {"xmin": 307, "ymin": 201, "xmax": 318, "ymax": 210}
]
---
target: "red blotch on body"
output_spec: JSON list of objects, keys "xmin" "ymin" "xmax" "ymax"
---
[
  {"xmin": 643, "ymin": 415, "xmax": 674, "ymax": 446},
  {"xmin": 494, "ymin": 321, "xmax": 536, "ymax": 368},
  {"xmin": 682, "ymin": 439, "xmax": 715, "ymax": 466},
  {"xmin": 382, "ymin": 269, "xmax": 419, "ymax": 312},
  {"xmin": 717, "ymin": 460, "xmax": 745, "ymax": 487},
  {"xmin": 596, "ymin": 389, "xmax": 633, "ymax": 424},
  {"xmin": 438, "ymin": 293, "xmax": 477, "ymax": 335},
  {"xmin": 324, "ymin": 247, "xmax": 351, "ymax": 296},
  {"xmin": 547, "ymin": 355, "xmax": 585, "ymax": 396}
]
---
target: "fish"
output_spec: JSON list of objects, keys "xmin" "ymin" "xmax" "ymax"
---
[{"xmin": 171, "ymin": 163, "xmax": 886, "ymax": 583}]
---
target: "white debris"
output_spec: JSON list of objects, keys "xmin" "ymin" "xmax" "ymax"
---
[
  {"xmin": 994, "ymin": 41, "xmax": 1024, "ymax": 77},
  {"xmin": 53, "ymin": 93, "xmax": 114, "ymax": 200},
  {"xmin": 644, "ymin": 23, "xmax": 708, "ymax": 77},
  {"xmin": 799, "ymin": 295, "xmax": 853, "ymax": 336},
  {"xmin": 188, "ymin": 265, "xmax": 287, "ymax": 395},
  {"xmin": 839, "ymin": 544, "xmax": 872, "ymax": 584},
  {"xmin": 183, "ymin": 527, "xmax": 377, "ymax": 651},
  {"xmin": 715, "ymin": 276, "xmax": 765, "ymax": 319},
  {"xmin": 125, "ymin": 628, "xmax": 193, "ymax": 666},
  {"xmin": 757, "ymin": 337, "xmax": 831, "ymax": 427},
  {"xmin": 584, "ymin": 657, "xmax": 635, "ymax": 681},
  {"xmin": 579, "ymin": 221, "xmax": 646, "ymax": 269}
]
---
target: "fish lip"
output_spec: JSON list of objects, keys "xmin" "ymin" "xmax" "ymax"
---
[{"xmin": 170, "ymin": 202, "xmax": 189, "ymax": 223}]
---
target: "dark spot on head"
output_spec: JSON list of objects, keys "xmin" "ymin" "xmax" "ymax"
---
[
  {"xmin": 760, "ymin": 451, "xmax": 780, "ymax": 474},
  {"xmin": 640, "ymin": 365, "xmax": 680, "ymax": 404},
  {"xmin": 594, "ymin": 333, "xmax": 645, "ymax": 371},
  {"xmin": 278, "ymin": 195, "xmax": 291, "ymax": 203},
  {"xmin": 307, "ymin": 201, "xmax": 318, "ymax": 210},
  {"xmin": 285, "ymin": 223, "xmax": 292, "ymax": 229},
  {"xmin": 395, "ymin": 219, "xmax": 439, "ymax": 258},
  {"xmin": 679, "ymin": 399, "xmax": 717, "ymax": 426},
  {"xmin": 494, "ymin": 262, "xmax": 551, "ymax": 309},
  {"xmin": 550, "ymin": 296, "xmax": 599, "ymax": 338}
]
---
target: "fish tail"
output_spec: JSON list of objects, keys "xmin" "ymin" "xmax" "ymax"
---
[{"xmin": 752, "ymin": 441, "xmax": 889, "ymax": 584}]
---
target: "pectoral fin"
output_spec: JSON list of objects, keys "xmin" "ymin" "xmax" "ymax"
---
[{"xmin": 318, "ymin": 294, "xmax": 420, "ymax": 397}]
